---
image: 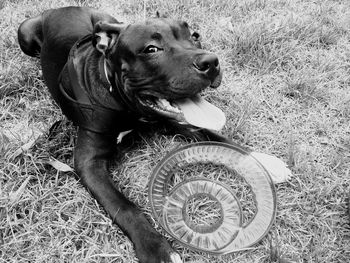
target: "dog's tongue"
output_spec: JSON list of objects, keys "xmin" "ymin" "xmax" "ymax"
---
[{"xmin": 174, "ymin": 95, "xmax": 226, "ymax": 131}]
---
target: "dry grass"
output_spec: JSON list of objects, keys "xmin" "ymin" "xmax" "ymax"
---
[{"xmin": 1, "ymin": 0, "xmax": 350, "ymax": 262}]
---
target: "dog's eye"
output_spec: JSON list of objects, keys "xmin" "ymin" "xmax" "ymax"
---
[{"xmin": 143, "ymin": 45, "xmax": 162, "ymax": 53}]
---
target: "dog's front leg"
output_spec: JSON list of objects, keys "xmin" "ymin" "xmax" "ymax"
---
[{"xmin": 74, "ymin": 128, "xmax": 181, "ymax": 263}]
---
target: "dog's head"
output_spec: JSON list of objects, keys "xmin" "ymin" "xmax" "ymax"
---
[{"xmin": 93, "ymin": 18, "xmax": 225, "ymax": 130}]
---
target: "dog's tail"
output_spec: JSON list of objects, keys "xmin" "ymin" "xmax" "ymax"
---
[{"xmin": 18, "ymin": 14, "xmax": 43, "ymax": 58}]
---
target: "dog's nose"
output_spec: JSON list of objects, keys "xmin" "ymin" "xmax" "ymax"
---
[{"xmin": 193, "ymin": 53, "xmax": 220, "ymax": 81}]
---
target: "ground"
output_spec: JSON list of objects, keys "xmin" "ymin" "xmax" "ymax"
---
[{"xmin": 0, "ymin": 0, "xmax": 349, "ymax": 262}]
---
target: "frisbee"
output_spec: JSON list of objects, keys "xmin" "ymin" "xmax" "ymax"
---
[{"xmin": 148, "ymin": 142, "xmax": 277, "ymax": 254}]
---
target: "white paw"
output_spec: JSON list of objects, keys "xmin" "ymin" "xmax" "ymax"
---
[
  {"xmin": 251, "ymin": 152, "xmax": 293, "ymax": 184},
  {"xmin": 169, "ymin": 252, "xmax": 183, "ymax": 263}
]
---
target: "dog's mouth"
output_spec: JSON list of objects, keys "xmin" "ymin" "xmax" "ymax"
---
[
  {"xmin": 139, "ymin": 94, "xmax": 226, "ymax": 131},
  {"xmin": 125, "ymin": 67, "xmax": 225, "ymax": 130}
]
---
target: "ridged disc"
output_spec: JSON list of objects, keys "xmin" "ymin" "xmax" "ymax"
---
[{"xmin": 149, "ymin": 142, "xmax": 277, "ymax": 254}]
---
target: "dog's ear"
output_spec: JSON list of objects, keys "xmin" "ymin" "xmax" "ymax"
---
[
  {"xmin": 155, "ymin": 11, "xmax": 168, "ymax": 18},
  {"xmin": 92, "ymin": 21, "xmax": 125, "ymax": 55},
  {"xmin": 191, "ymin": 32, "xmax": 202, "ymax": 48}
]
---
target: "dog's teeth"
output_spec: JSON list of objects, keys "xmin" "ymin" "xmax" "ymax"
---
[
  {"xmin": 157, "ymin": 98, "xmax": 181, "ymax": 113},
  {"xmin": 158, "ymin": 98, "xmax": 171, "ymax": 108},
  {"xmin": 169, "ymin": 102, "xmax": 181, "ymax": 113},
  {"xmin": 157, "ymin": 98, "xmax": 166, "ymax": 107}
]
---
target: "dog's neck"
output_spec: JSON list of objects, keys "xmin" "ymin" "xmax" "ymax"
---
[{"xmin": 98, "ymin": 55, "xmax": 136, "ymax": 114}]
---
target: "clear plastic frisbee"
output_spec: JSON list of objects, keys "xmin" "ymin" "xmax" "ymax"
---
[{"xmin": 148, "ymin": 142, "xmax": 277, "ymax": 254}]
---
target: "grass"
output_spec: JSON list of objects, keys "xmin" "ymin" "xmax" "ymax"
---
[
  {"xmin": 1, "ymin": 0, "xmax": 350, "ymax": 262},
  {"xmin": 168, "ymin": 162, "xmax": 257, "ymax": 226}
]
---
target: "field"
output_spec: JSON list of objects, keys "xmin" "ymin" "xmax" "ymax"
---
[{"xmin": 1, "ymin": 0, "xmax": 349, "ymax": 262}]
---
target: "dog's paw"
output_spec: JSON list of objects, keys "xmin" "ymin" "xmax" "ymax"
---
[{"xmin": 134, "ymin": 232, "xmax": 182, "ymax": 263}]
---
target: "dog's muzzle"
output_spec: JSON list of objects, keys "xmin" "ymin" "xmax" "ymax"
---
[{"xmin": 193, "ymin": 53, "xmax": 222, "ymax": 88}]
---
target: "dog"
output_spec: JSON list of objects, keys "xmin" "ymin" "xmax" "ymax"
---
[{"xmin": 18, "ymin": 6, "xmax": 230, "ymax": 263}]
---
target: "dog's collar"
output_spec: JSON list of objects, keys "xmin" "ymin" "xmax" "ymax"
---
[
  {"xmin": 103, "ymin": 59, "xmax": 111, "ymax": 88},
  {"xmin": 72, "ymin": 34, "xmax": 131, "ymax": 112},
  {"xmin": 99, "ymin": 57, "xmax": 136, "ymax": 113},
  {"xmin": 57, "ymin": 35, "xmax": 140, "ymax": 134}
]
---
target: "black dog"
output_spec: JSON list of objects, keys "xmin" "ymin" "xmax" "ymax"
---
[{"xmin": 18, "ymin": 6, "xmax": 230, "ymax": 263}]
